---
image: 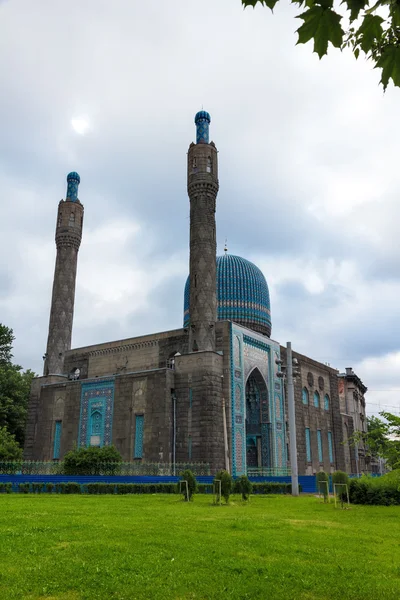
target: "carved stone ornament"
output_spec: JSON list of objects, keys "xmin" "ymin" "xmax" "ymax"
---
[
  {"xmin": 318, "ymin": 376, "xmax": 325, "ymax": 391},
  {"xmin": 307, "ymin": 372, "xmax": 314, "ymax": 387}
]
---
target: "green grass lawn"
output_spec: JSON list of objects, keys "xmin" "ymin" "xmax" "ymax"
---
[{"xmin": 0, "ymin": 494, "xmax": 399, "ymax": 600}]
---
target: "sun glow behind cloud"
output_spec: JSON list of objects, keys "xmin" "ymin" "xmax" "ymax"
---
[{"xmin": 71, "ymin": 118, "xmax": 89, "ymax": 135}]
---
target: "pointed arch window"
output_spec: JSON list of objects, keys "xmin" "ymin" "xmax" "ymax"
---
[
  {"xmin": 69, "ymin": 212, "xmax": 75, "ymax": 227},
  {"xmin": 324, "ymin": 394, "xmax": 330, "ymax": 411},
  {"xmin": 314, "ymin": 391, "xmax": 320, "ymax": 408},
  {"xmin": 302, "ymin": 388, "xmax": 309, "ymax": 405},
  {"xmin": 90, "ymin": 410, "xmax": 102, "ymax": 447},
  {"xmin": 207, "ymin": 156, "xmax": 212, "ymax": 173}
]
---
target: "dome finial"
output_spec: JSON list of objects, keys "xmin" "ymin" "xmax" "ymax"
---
[
  {"xmin": 224, "ymin": 239, "xmax": 228, "ymax": 254},
  {"xmin": 194, "ymin": 110, "xmax": 211, "ymax": 144}
]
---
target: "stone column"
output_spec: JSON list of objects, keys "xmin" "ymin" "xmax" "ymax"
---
[
  {"xmin": 43, "ymin": 172, "xmax": 84, "ymax": 375},
  {"xmin": 187, "ymin": 111, "xmax": 219, "ymax": 352}
]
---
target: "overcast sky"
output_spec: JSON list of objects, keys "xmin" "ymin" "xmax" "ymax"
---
[{"xmin": 1, "ymin": 0, "xmax": 399, "ymax": 417}]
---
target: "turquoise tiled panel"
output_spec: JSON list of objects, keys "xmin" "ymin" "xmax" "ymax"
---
[
  {"xmin": 305, "ymin": 428, "xmax": 311, "ymax": 462},
  {"xmin": 134, "ymin": 415, "xmax": 144, "ymax": 459},
  {"xmin": 195, "ymin": 110, "xmax": 210, "ymax": 144},
  {"xmin": 328, "ymin": 431, "xmax": 334, "ymax": 463},
  {"xmin": 53, "ymin": 421, "xmax": 62, "ymax": 460},
  {"xmin": 78, "ymin": 380, "xmax": 114, "ymax": 448},
  {"xmin": 317, "ymin": 430, "xmax": 323, "ymax": 463}
]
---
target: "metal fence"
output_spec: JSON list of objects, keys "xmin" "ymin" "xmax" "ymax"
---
[
  {"xmin": 247, "ymin": 467, "xmax": 292, "ymax": 477},
  {"xmin": 0, "ymin": 461, "xmax": 211, "ymax": 476}
]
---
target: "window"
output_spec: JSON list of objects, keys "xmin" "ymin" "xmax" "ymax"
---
[
  {"xmin": 305, "ymin": 428, "xmax": 312, "ymax": 462},
  {"xmin": 134, "ymin": 415, "xmax": 144, "ymax": 459},
  {"xmin": 58, "ymin": 213, "xmax": 62, "ymax": 227},
  {"xmin": 192, "ymin": 157, "xmax": 197, "ymax": 169},
  {"xmin": 317, "ymin": 430, "xmax": 323, "ymax": 463},
  {"xmin": 324, "ymin": 394, "xmax": 330, "ymax": 411},
  {"xmin": 188, "ymin": 435, "xmax": 192, "ymax": 460},
  {"xmin": 69, "ymin": 212, "xmax": 75, "ymax": 227},
  {"xmin": 53, "ymin": 421, "xmax": 62, "ymax": 460},
  {"xmin": 189, "ymin": 387, "xmax": 192, "ymax": 409},
  {"xmin": 207, "ymin": 156, "xmax": 212, "ymax": 173},
  {"xmin": 314, "ymin": 391, "xmax": 320, "ymax": 408},
  {"xmin": 302, "ymin": 387, "xmax": 309, "ymax": 405},
  {"xmin": 328, "ymin": 431, "xmax": 334, "ymax": 463},
  {"xmin": 90, "ymin": 411, "xmax": 102, "ymax": 447}
]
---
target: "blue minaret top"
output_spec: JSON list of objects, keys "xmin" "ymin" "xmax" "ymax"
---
[
  {"xmin": 66, "ymin": 172, "xmax": 80, "ymax": 202},
  {"xmin": 195, "ymin": 110, "xmax": 211, "ymax": 144}
]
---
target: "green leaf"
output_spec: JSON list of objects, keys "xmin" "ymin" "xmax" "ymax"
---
[
  {"xmin": 356, "ymin": 14, "xmax": 384, "ymax": 53},
  {"xmin": 296, "ymin": 6, "xmax": 344, "ymax": 58},
  {"xmin": 344, "ymin": 0, "xmax": 369, "ymax": 23},
  {"xmin": 242, "ymin": 0, "xmax": 279, "ymax": 9},
  {"xmin": 390, "ymin": 3, "xmax": 400, "ymax": 27},
  {"xmin": 354, "ymin": 47, "xmax": 360, "ymax": 58},
  {"xmin": 376, "ymin": 45, "xmax": 400, "ymax": 90}
]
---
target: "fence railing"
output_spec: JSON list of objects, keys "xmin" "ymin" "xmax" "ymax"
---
[
  {"xmin": 0, "ymin": 461, "xmax": 211, "ymax": 476},
  {"xmin": 247, "ymin": 467, "xmax": 292, "ymax": 477}
]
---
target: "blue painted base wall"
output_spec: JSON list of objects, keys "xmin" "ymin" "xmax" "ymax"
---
[{"xmin": 0, "ymin": 475, "xmax": 318, "ymax": 494}]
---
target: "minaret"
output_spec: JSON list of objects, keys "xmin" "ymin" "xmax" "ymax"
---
[
  {"xmin": 43, "ymin": 172, "xmax": 84, "ymax": 375},
  {"xmin": 187, "ymin": 111, "xmax": 219, "ymax": 352}
]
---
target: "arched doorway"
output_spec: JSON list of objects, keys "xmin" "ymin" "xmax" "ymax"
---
[{"xmin": 245, "ymin": 368, "xmax": 270, "ymax": 470}]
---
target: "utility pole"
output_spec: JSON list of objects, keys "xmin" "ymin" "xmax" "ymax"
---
[
  {"xmin": 286, "ymin": 342, "xmax": 299, "ymax": 496},
  {"xmin": 277, "ymin": 342, "xmax": 299, "ymax": 497}
]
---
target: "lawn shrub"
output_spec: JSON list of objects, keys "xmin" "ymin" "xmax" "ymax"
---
[
  {"xmin": 350, "ymin": 471, "xmax": 400, "ymax": 505},
  {"xmin": 180, "ymin": 469, "xmax": 198, "ymax": 501},
  {"xmin": 332, "ymin": 471, "xmax": 349, "ymax": 506},
  {"xmin": 18, "ymin": 482, "xmax": 30, "ymax": 494},
  {"xmin": 316, "ymin": 471, "xmax": 329, "ymax": 501},
  {"xmin": 62, "ymin": 445, "xmax": 122, "ymax": 475},
  {"xmin": 248, "ymin": 482, "xmax": 301, "ymax": 494},
  {"xmin": 214, "ymin": 470, "xmax": 233, "ymax": 504},
  {"xmin": 32, "ymin": 482, "xmax": 44, "ymax": 494},
  {"xmin": 0, "ymin": 482, "xmax": 12, "ymax": 493},
  {"xmin": 45, "ymin": 483, "xmax": 54, "ymax": 493},
  {"xmin": 235, "ymin": 475, "xmax": 253, "ymax": 500}
]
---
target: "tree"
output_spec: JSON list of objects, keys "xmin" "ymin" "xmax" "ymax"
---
[
  {"xmin": 63, "ymin": 445, "xmax": 123, "ymax": 475},
  {"xmin": 0, "ymin": 426, "xmax": 23, "ymax": 461},
  {"xmin": 351, "ymin": 412, "xmax": 400, "ymax": 470},
  {"xmin": 0, "ymin": 324, "xmax": 36, "ymax": 447},
  {"xmin": 0, "ymin": 324, "xmax": 14, "ymax": 367},
  {"xmin": 236, "ymin": 474, "xmax": 253, "ymax": 501},
  {"xmin": 0, "ymin": 365, "xmax": 35, "ymax": 447},
  {"xmin": 243, "ymin": 0, "xmax": 400, "ymax": 90}
]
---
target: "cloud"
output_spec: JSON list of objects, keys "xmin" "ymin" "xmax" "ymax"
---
[{"xmin": 0, "ymin": 0, "xmax": 399, "ymax": 416}]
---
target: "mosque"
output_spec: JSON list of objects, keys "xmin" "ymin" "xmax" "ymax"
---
[{"xmin": 25, "ymin": 112, "xmax": 368, "ymax": 476}]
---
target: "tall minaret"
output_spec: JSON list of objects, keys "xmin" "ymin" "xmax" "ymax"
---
[
  {"xmin": 187, "ymin": 111, "xmax": 219, "ymax": 352},
  {"xmin": 43, "ymin": 172, "xmax": 84, "ymax": 375}
]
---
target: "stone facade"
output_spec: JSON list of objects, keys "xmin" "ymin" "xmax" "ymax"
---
[
  {"xmin": 338, "ymin": 368, "xmax": 368, "ymax": 474},
  {"xmin": 280, "ymin": 348, "xmax": 346, "ymax": 475}
]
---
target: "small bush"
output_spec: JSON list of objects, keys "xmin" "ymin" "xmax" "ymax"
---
[
  {"xmin": 332, "ymin": 471, "xmax": 349, "ymax": 506},
  {"xmin": 0, "ymin": 482, "xmax": 12, "ymax": 493},
  {"xmin": 180, "ymin": 469, "xmax": 198, "ymax": 501},
  {"xmin": 32, "ymin": 482, "xmax": 45, "ymax": 494},
  {"xmin": 45, "ymin": 483, "xmax": 54, "ymax": 493},
  {"xmin": 18, "ymin": 483, "xmax": 30, "ymax": 494},
  {"xmin": 349, "ymin": 471, "xmax": 400, "ymax": 505},
  {"xmin": 214, "ymin": 470, "xmax": 233, "ymax": 504},
  {"xmin": 62, "ymin": 445, "xmax": 122, "ymax": 476},
  {"xmin": 236, "ymin": 475, "xmax": 253, "ymax": 500},
  {"xmin": 316, "ymin": 471, "xmax": 329, "ymax": 502}
]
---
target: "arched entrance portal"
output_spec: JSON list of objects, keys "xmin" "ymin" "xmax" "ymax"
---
[{"xmin": 245, "ymin": 369, "xmax": 270, "ymax": 470}]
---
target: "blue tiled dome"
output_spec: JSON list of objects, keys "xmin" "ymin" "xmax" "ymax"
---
[
  {"xmin": 67, "ymin": 172, "xmax": 80, "ymax": 183},
  {"xmin": 184, "ymin": 254, "xmax": 271, "ymax": 337},
  {"xmin": 194, "ymin": 110, "xmax": 211, "ymax": 124}
]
